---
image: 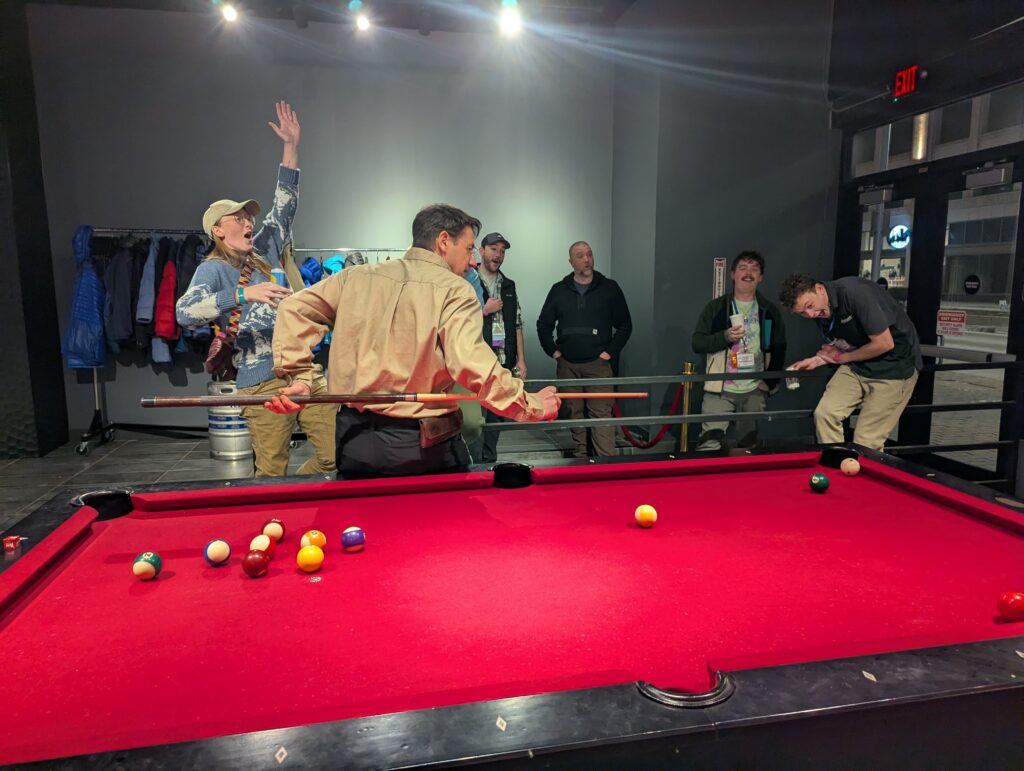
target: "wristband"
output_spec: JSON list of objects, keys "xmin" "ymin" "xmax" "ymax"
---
[{"xmin": 237, "ymin": 287, "xmax": 246, "ymax": 306}]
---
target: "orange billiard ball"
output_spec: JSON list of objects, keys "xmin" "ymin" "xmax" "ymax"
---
[
  {"xmin": 634, "ymin": 504, "xmax": 658, "ymax": 528},
  {"xmin": 300, "ymin": 530, "xmax": 327, "ymax": 549},
  {"xmin": 296, "ymin": 545, "xmax": 325, "ymax": 573}
]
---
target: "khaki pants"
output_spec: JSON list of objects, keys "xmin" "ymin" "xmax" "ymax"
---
[
  {"xmin": 815, "ymin": 365, "xmax": 918, "ymax": 450},
  {"xmin": 557, "ymin": 357, "xmax": 615, "ymax": 458},
  {"xmin": 697, "ymin": 388, "xmax": 767, "ymax": 451},
  {"xmin": 240, "ymin": 373, "xmax": 337, "ymax": 477}
]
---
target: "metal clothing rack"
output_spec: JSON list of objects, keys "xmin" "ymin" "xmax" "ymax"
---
[
  {"xmin": 74, "ymin": 227, "xmax": 211, "ymax": 455},
  {"xmin": 293, "ymin": 247, "xmax": 408, "ymax": 264}
]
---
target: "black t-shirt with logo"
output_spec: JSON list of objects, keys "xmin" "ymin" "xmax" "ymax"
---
[{"xmin": 818, "ymin": 277, "xmax": 922, "ymax": 379}]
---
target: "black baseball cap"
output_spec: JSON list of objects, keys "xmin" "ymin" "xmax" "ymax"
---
[{"xmin": 481, "ymin": 232, "xmax": 511, "ymax": 249}]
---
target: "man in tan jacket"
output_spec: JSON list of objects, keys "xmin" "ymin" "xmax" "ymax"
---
[{"xmin": 267, "ymin": 203, "xmax": 560, "ymax": 478}]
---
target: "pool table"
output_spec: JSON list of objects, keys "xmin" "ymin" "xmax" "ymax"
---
[{"xmin": 2, "ymin": 448, "xmax": 1024, "ymax": 768}]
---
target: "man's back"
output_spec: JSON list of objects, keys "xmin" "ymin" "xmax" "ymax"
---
[{"xmin": 276, "ymin": 247, "xmax": 489, "ymax": 419}]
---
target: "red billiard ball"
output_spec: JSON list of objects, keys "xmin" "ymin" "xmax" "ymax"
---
[
  {"xmin": 262, "ymin": 519, "xmax": 285, "ymax": 542},
  {"xmin": 998, "ymin": 591, "xmax": 1024, "ymax": 622},
  {"xmin": 249, "ymin": 534, "xmax": 277, "ymax": 559},
  {"xmin": 241, "ymin": 549, "xmax": 270, "ymax": 578}
]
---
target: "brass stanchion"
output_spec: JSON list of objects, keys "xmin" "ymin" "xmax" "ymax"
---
[{"xmin": 680, "ymin": 361, "xmax": 695, "ymax": 453}]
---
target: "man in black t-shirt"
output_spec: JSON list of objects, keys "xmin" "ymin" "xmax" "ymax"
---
[{"xmin": 779, "ymin": 274, "xmax": 921, "ymax": 450}]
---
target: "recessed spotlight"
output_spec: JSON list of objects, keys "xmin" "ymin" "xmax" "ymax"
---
[
  {"xmin": 222, "ymin": 4, "xmax": 238, "ymax": 22},
  {"xmin": 356, "ymin": 13, "xmax": 370, "ymax": 31}
]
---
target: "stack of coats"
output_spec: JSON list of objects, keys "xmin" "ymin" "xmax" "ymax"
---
[{"xmin": 63, "ymin": 226, "xmax": 210, "ymax": 368}]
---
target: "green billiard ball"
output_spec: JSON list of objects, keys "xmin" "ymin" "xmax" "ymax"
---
[
  {"xmin": 132, "ymin": 551, "xmax": 162, "ymax": 580},
  {"xmin": 809, "ymin": 473, "xmax": 830, "ymax": 493}
]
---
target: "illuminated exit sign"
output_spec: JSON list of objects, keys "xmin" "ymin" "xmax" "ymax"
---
[{"xmin": 894, "ymin": 65, "xmax": 919, "ymax": 98}]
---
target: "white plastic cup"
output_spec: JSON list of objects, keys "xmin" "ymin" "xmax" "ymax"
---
[
  {"xmin": 785, "ymin": 368, "xmax": 801, "ymax": 390},
  {"xmin": 729, "ymin": 313, "xmax": 744, "ymax": 329}
]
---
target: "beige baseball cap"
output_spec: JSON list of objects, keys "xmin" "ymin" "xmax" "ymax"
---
[{"xmin": 202, "ymin": 199, "xmax": 261, "ymax": 237}]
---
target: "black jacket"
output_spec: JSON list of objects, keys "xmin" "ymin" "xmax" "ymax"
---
[
  {"xmin": 537, "ymin": 271, "xmax": 632, "ymax": 363},
  {"xmin": 482, "ymin": 273, "xmax": 520, "ymax": 370}
]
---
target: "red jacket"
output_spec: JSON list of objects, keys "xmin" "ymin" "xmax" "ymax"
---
[{"xmin": 154, "ymin": 260, "xmax": 180, "ymax": 340}]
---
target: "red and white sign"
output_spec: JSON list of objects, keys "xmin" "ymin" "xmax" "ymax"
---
[
  {"xmin": 936, "ymin": 309, "xmax": 966, "ymax": 336},
  {"xmin": 713, "ymin": 256, "xmax": 727, "ymax": 298}
]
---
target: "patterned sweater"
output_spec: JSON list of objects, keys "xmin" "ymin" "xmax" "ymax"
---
[{"xmin": 176, "ymin": 165, "xmax": 299, "ymax": 388}]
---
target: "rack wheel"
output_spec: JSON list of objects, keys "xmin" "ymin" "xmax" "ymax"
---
[
  {"xmin": 289, "ymin": 440, "xmax": 300, "ymax": 449},
  {"xmin": 102, "ymin": 428, "xmax": 116, "ymax": 443},
  {"xmin": 76, "ymin": 443, "xmax": 90, "ymax": 456}
]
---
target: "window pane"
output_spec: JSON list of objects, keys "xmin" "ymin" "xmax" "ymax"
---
[
  {"xmin": 938, "ymin": 100, "xmax": 972, "ymax": 143},
  {"xmin": 889, "ymin": 117, "xmax": 914, "ymax": 156},
  {"xmin": 852, "ymin": 129, "xmax": 876, "ymax": 166},
  {"xmin": 985, "ymin": 82, "xmax": 1024, "ymax": 132}
]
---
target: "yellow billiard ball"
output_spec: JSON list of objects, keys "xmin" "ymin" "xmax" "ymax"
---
[
  {"xmin": 300, "ymin": 529, "xmax": 327, "ymax": 549},
  {"xmin": 634, "ymin": 504, "xmax": 658, "ymax": 528},
  {"xmin": 296, "ymin": 545, "xmax": 325, "ymax": 573},
  {"xmin": 840, "ymin": 458, "xmax": 861, "ymax": 476}
]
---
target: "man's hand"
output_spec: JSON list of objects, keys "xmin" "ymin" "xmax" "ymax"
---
[
  {"xmin": 598, "ymin": 351, "xmax": 611, "ymax": 361},
  {"xmin": 264, "ymin": 381, "xmax": 310, "ymax": 414},
  {"xmin": 269, "ymin": 101, "xmax": 300, "ymax": 146},
  {"xmin": 726, "ymin": 325, "xmax": 745, "ymax": 343},
  {"xmin": 552, "ymin": 350, "xmax": 562, "ymax": 359},
  {"xmin": 815, "ymin": 344, "xmax": 842, "ymax": 364},
  {"xmin": 245, "ymin": 282, "xmax": 292, "ymax": 308},
  {"xmin": 789, "ymin": 355, "xmax": 829, "ymax": 371},
  {"xmin": 483, "ymin": 297, "xmax": 503, "ymax": 316},
  {"xmin": 535, "ymin": 385, "xmax": 561, "ymax": 421},
  {"xmin": 757, "ymin": 381, "xmax": 771, "ymax": 392},
  {"xmin": 517, "ymin": 359, "xmax": 527, "ymax": 379}
]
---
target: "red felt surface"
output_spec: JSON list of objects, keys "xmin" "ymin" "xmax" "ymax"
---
[{"xmin": 2, "ymin": 455, "xmax": 1023, "ymax": 764}]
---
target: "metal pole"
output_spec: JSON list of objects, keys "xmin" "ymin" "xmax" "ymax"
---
[{"xmin": 680, "ymin": 362, "xmax": 695, "ymax": 453}]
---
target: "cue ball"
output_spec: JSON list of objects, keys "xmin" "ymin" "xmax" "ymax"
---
[
  {"xmin": 341, "ymin": 526, "xmax": 366, "ymax": 553},
  {"xmin": 634, "ymin": 504, "xmax": 658, "ymax": 528},
  {"xmin": 840, "ymin": 458, "xmax": 861, "ymax": 476},
  {"xmin": 262, "ymin": 519, "xmax": 285, "ymax": 542},
  {"xmin": 204, "ymin": 539, "xmax": 231, "ymax": 566},
  {"xmin": 998, "ymin": 591, "xmax": 1024, "ymax": 622},
  {"xmin": 241, "ymin": 549, "xmax": 270, "ymax": 578},
  {"xmin": 132, "ymin": 551, "xmax": 162, "ymax": 580},
  {"xmin": 809, "ymin": 473, "xmax": 830, "ymax": 493},
  {"xmin": 296, "ymin": 545, "xmax": 325, "ymax": 573},
  {"xmin": 300, "ymin": 529, "xmax": 327, "ymax": 549},
  {"xmin": 249, "ymin": 534, "xmax": 277, "ymax": 559}
]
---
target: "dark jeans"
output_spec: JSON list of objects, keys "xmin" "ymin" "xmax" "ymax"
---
[
  {"xmin": 335, "ymin": 407, "xmax": 470, "ymax": 480},
  {"xmin": 470, "ymin": 408, "xmax": 507, "ymax": 464}
]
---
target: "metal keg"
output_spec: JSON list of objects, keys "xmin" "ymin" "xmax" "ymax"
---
[{"xmin": 207, "ymin": 381, "xmax": 253, "ymax": 461}]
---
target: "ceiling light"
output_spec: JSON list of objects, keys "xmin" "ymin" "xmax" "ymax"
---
[
  {"xmin": 499, "ymin": 6, "xmax": 521, "ymax": 36},
  {"xmin": 356, "ymin": 13, "xmax": 371, "ymax": 31},
  {"xmin": 222, "ymin": 4, "xmax": 238, "ymax": 22}
]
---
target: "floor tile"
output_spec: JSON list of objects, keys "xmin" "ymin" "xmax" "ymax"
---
[
  {"xmin": 69, "ymin": 471, "xmax": 166, "ymax": 484},
  {"xmin": 158, "ymin": 466, "xmax": 254, "ymax": 483}
]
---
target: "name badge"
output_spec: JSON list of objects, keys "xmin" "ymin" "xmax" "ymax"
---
[{"xmin": 735, "ymin": 352, "xmax": 756, "ymax": 370}]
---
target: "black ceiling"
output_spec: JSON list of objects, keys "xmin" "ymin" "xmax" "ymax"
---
[{"xmin": 29, "ymin": 0, "xmax": 637, "ymax": 32}]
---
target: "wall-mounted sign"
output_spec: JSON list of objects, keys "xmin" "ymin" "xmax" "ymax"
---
[
  {"xmin": 887, "ymin": 225, "xmax": 911, "ymax": 249},
  {"xmin": 713, "ymin": 256, "xmax": 726, "ymax": 298},
  {"xmin": 963, "ymin": 275, "xmax": 981, "ymax": 295},
  {"xmin": 894, "ymin": 65, "xmax": 919, "ymax": 98}
]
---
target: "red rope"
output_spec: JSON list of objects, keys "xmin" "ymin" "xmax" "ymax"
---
[{"xmin": 611, "ymin": 384, "xmax": 686, "ymax": 449}]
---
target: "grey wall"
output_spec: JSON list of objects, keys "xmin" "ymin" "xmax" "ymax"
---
[
  {"xmin": 610, "ymin": 0, "xmax": 841, "ymax": 441},
  {"xmin": 27, "ymin": 4, "xmax": 614, "ymax": 429}
]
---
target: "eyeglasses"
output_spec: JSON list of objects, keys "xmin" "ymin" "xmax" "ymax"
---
[{"xmin": 221, "ymin": 213, "xmax": 254, "ymax": 227}]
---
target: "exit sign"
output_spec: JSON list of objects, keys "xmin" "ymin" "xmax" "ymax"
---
[{"xmin": 894, "ymin": 65, "xmax": 919, "ymax": 98}]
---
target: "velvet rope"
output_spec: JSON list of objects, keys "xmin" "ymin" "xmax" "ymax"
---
[{"xmin": 611, "ymin": 384, "xmax": 686, "ymax": 449}]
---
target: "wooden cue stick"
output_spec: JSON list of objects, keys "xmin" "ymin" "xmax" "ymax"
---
[{"xmin": 140, "ymin": 392, "xmax": 649, "ymax": 408}]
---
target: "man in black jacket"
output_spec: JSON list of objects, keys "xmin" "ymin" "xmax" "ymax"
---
[
  {"xmin": 537, "ymin": 241, "xmax": 632, "ymax": 457},
  {"xmin": 472, "ymin": 232, "xmax": 527, "ymax": 463}
]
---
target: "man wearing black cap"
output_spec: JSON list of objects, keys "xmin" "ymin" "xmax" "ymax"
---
[{"xmin": 471, "ymin": 232, "xmax": 526, "ymax": 463}]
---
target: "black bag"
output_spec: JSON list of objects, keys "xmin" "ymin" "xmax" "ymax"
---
[{"xmin": 204, "ymin": 330, "xmax": 237, "ymax": 380}]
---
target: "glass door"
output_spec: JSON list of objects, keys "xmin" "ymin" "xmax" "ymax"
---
[
  {"xmin": 858, "ymin": 198, "xmax": 914, "ymax": 306},
  {"xmin": 931, "ymin": 181, "xmax": 1021, "ymax": 471}
]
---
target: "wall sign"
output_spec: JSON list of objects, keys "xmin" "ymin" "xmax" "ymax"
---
[
  {"xmin": 713, "ymin": 256, "xmax": 726, "ymax": 298},
  {"xmin": 963, "ymin": 275, "xmax": 981, "ymax": 295}
]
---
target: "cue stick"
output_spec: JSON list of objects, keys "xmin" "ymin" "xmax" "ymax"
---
[{"xmin": 141, "ymin": 392, "xmax": 648, "ymax": 408}]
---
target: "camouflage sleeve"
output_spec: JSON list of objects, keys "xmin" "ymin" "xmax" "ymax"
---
[
  {"xmin": 252, "ymin": 165, "xmax": 300, "ymax": 268},
  {"xmin": 175, "ymin": 262, "xmax": 238, "ymax": 328}
]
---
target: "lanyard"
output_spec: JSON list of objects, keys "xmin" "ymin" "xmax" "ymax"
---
[{"xmin": 731, "ymin": 299, "xmax": 758, "ymax": 351}]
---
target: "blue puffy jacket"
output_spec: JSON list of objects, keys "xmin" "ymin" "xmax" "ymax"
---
[{"xmin": 62, "ymin": 226, "xmax": 108, "ymax": 368}]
